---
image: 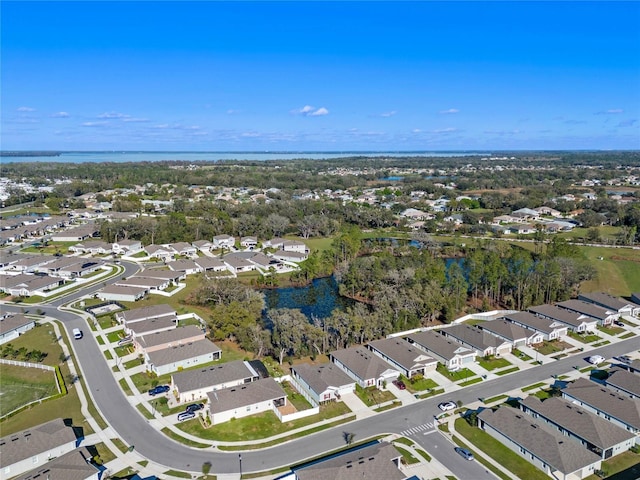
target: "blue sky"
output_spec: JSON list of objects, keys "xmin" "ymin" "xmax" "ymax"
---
[{"xmin": 2, "ymin": 1, "xmax": 639, "ymax": 151}]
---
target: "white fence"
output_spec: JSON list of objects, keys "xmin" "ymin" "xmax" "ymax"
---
[
  {"xmin": 0, "ymin": 358, "xmax": 54, "ymax": 371},
  {"xmin": 273, "ymin": 374, "xmax": 320, "ymax": 422}
]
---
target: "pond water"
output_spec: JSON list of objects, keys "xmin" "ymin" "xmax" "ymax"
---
[{"xmin": 262, "ymin": 276, "xmax": 355, "ymax": 321}]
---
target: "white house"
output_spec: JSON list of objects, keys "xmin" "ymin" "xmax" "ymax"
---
[
  {"xmin": 145, "ymin": 339, "xmax": 222, "ymax": 376},
  {"xmin": 0, "ymin": 314, "xmax": 36, "ymax": 345},
  {"xmin": 97, "ymin": 285, "xmax": 147, "ymax": 303},
  {"xmin": 291, "ymin": 362, "xmax": 356, "ymax": 404},
  {"xmin": 213, "ymin": 235, "xmax": 235, "ymax": 249}
]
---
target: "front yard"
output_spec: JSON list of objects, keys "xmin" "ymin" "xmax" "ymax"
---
[
  {"xmin": 534, "ymin": 339, "xmax": 572, "ymax": 355},
  {"xmin": 436, "ymin": 364, "xmax": 476, "ymax": 382},
  {"xmin": 354, "ymin": 384, "xmax": 396, "ymax": 407},
  {"xmin": 478, "ymin": 356, "xmax": 512, "ymax": 371}
]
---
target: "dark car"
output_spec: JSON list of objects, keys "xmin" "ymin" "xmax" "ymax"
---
[
  {"xmin": 185, "ymin": 403, "xmax": 204, "ymax": 413},
  {"xmin": 392, "ymin": 379, "xmax": 406, "ymax": 390},
  {"xmin": 148, "ymin": 385, "xmax": 170, "ymax": 396},
  {"xmin": 455, "ymin": 447, "xmax": 474, "ymax": 461}
]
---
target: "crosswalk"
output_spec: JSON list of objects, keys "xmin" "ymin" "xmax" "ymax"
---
[{"xmin": 400, "ymin": 422, "xmax": 435, "ymax": 436}]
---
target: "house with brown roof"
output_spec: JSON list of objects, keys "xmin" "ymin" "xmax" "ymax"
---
[
  {"xmin": 205, "ymin": 377, "xmax": 286, "ymax": 425},
  {"xmin": 478, "ymin": 406, "xmax": 602, "ymax": 480},
  {"xmin": 330, "ymin": 346, "xmax": 400, "ymax": 388},
  {"xmin": 520, "ymin": 396, "xmax": 636, "ymax": 459},
  {"xmin": 367, "ymin": 337, "xmax": 437, "ymax": 378},
  {"xmin": 290, "ymin": 362, "xmax": 356, "ymax": 405}
]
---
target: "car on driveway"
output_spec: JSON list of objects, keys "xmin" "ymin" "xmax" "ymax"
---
[
  {"xmin": 455, "ymin": 447, "xmax": 474, "ymax": 460},
  {"xmin": 149, "ymin": 385, "xmax": 170, "ymax": 396},
  {"xmin": 392, "ymin": 379, "xmax": 406, "ymax": 390},
  {"xmin": 615, "ymin": 355, "xmax": 632, "ymax": 364},
  {"xmin": 438, "ymin": 401, "xmax": 457, "ymax": 411},
  {"xmin": 185, "ymin": 403, "xmax": 204, "ymax": 413},
  {"xmin": 177, "ymin": 411, "xmax": 195, "ymax": 422}
]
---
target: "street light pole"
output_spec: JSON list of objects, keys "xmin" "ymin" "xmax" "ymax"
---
[{"xmin": 238, "ymin": 453, "xmax": 242, "ymax": 478}]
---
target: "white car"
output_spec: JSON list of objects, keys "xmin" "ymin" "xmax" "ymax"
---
[
  {"xmin": 588, "ymin": 355, "xmax": 605, "ymax": 365},
  {"xmin": 438, "ymin": 401, "xmax": 457, "ymax": 411}
]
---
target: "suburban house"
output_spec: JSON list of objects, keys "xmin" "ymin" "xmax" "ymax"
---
[
  {"xmin": 605, "ymin": 368, "xmax": 640, "ymax": 399},
  {"xmin": 509, "ymin": 224, "xmax": 537, "ymax": 235},
  {"xmin": 529, "ymin": 304, "xmax": 598, "ymax": 333},
  {"xmin": 192, "ymin": 239, "xmax": 213, "ymax": 252},
  {"xmin": 10, "ymin": 447, "xmax": 100, "ymax": 480},
  {"xmin": 0, "ymin": 418, "xmax": 79, "ymax": 480},
  {"xmin": 0, "ymin": 274, "xmax": 63, "ymax": 297},
  {"xmin": 273, "ymin": 250, "xmax": 309, "ymax": 263},
  {"xmin": 0, "ymin": 314, "xmax": 36, "ymax": 345},
  {"xmin": 222, "ymin": 254, "xmax": 256, "ymax": 273},
  {"xmin": 520, "ymin": 396, "xmax": 636, "ymax": 459},
  {"xmin": 194, "ymin": 256, "xmax": 228, "ymax": 273},
  {"xmin": 293, "ymin": 441, "xmax": 405, "ymax": 480},
  {"xmin": 330, "ymin": 346, "xmax": 401, "ymax": 388},
  {"xmin": 405, "ymin": 330, "xmax": 476, "ymax": 370},
  {"xmin": 171, "ymin": 360, "xmax": 260, "ymax": 404},
  {"xmin": 42, "ymin": 257, "xmax": 103, "ymax": 279},
  {"xmin": 116, "ymin": 304, "xmax": 176, "ymax": 324},
  {"xmin": 134, "ymin": 325, "xmax": 205, "ymax": 354},
  {"xmin": 50, "ymin": 224, "xmax": 99, "ymax": 242},
  {"xmin": 6, "ymin": 254, "xmax": 57, "ymax": 273},
  {"xmin": 169, "ymin": 242, "xmax": 197, "ymax": 257},
  {"xmin": 115, "ymin": 276, "xmax": 170, "ymax": 292},
  {"xmin": 438, "ymin": 324, "xmax": 512, "ymax": 358},
  {"xmin": 290, "ymin": 362, "xmax": 356, "ymax": 405},
  {"xmin": 479, "ymin": 319, "xmax": 543, "ymax": 348},
  {"xmin": 578, "ymin": 292, "xmax": 640, "ymax": 317},
  {"xmin": 502, "ymin": 311, "xmax": 568, "ymax": 341},
  {"xmin": 112, "ymin": 239, "xmax": 143, "ymax": 256},
  {"xmin": 144, "ymin": 244, "xmax": 175, "ymax": 262},
  {"xmin": 68, "ymin": 240, "xmax": 112, "ymax": 255},
  {"xmin": 477, "ymin": 406, "xmax": 602, "ymax": 480},
  {"xmin": 167, "ymin": 259, "xmax": 202, "ymax": 276},
  {"xmin": 367, "ymin": 337, "xmax": 438, "ymax": 378},
  {"xmin": 97, "ymin": 284, "xmax": 147, "ymax": 303},
  {"xmin": 562, "ymin": 378, "xmax": 640, "ymax": 434},
  {"xmin": 263, "ymin": 237, "xmax": 285, "ymax": 249},
  {"xmin": 213, "ymin": 234, "xmax": 235, "ymax": 249},
  {"xmin": 139, "ymin": 269, "xmax": 186, "ymax": 284},
  {"xmin": 145, "ymin": 339, "xmax": 221, "ymax": 376},
  {"xmin": 555, "ymin": 299, "xmax": 619, "ymax": 326},
  {"xmin": 205, "ymin": 377, "xmax": 287, "ymax": 425},
  {"xmin": 240, "ymin": 236, "xmax": 258, "ymax": 248},
  {"xmin": 281, "ymin": 239, "xmax": 308, "ymax": 253}
]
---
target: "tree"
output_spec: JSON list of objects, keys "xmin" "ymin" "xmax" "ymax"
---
[
  {"xmin": 264, "ymin": 213, "xmax": 290, "ymax": 238},
  {"xmin": 269, "ymin": 308, "xmax": 308, "ymax": 365}
]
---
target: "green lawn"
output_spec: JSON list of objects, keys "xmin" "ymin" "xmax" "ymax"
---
[
  {"xmin": 522, "ymin": 382, "xmax": 547, "ymax": 392},
  {"xmin": 584, "ymin": 451, "xmax": 640, "ymax": 480},
  {"xmin": 0, "ymin": 364, "xmax": 58, "ymax": 416},
  {"xmin": 478, "ymin": 357, "xmax": 512, "ymax": 371},
  {"xmin": 568, "ymin": 331, "xmax": 601, "ymax": 343},
  {"xmin": 495, "ymin": 366, "xmax": 520, "ymax": 376},
  {"xmin": 598, "ymin": 325, "xmax": 625, "ymax": 336},
  {"xmin": 394, "ymin": 445, "xmax": 420, "ymax": 465},
  {"xmin": 354, "ymin": 385, "xmax": 396, "ymax": 407},
  {"xmin": 483, "ymin": 394, "xmax": 508, "ymax": 404},
  {"xmin": 512, "ymin": 348, "xmax": 532, "ymax": 361},
  {"xmin": 579, "ymin": 246, "xmax": 640, "ymax": 297},
  {"xmin": 281, "ymin": 381, "xmax": 313, "ymax": 411},
  {"xmin": 178, "ymin": 401, "xmax": 351, "ymax": 441},
  {"xmin": 535, "ymin": 340, "xmax": 571, "ymax": 355},
  {"xmin": 106, "ymin": 330, "xmax": 125, "ymax": 343},
  {"xmin": 455, "ymin": 418, "xmax": 550, "ymax": 480},
  {"xmin": 403, "ymin": 374, "xmax": 438, "ymax": 393},
  {"xmin": 436, "ymin": 364, "xmax": 476, "ymax": 382}
]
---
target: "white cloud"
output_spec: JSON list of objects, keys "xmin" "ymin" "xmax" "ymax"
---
[
  {"xmin": 439, "ymin": 108, "xmax": 459, "ymax": 114},
  {"xmin": 122, "ymin": 117, "xmax": 149, "ymax": 123},
  {"xmin": 51, "ymin": 112, "xmax": 70, "ymax": 118},
  {"xmin": 227, "ymin": 109, "xmax": 240, "ymax": 114},
  {"xmin": 17, "ymin": 106, "xmax": 36, "ymax": 112},
  {"xmin": 412, "ymin": 128, "xmax": 422, "ymax": 133},
  {"xmin": 379, "ymin": 111, "xmax": 397, "ymax": 117},
  {"xmin": 292, "ymin": 105, "xmax": 329, "ymax": 116},
  {"xmin": 595, "ymin": 108, "xmax": 623, "ymax": 115},
  {"xmin": 433, "ymin": 127, "xmax": 458, "ymax": 133},
  {"xmin": 82, "ymin": 121, "xmax": 109, "ymax": 127},
  {"xmin": 98, "ymin": 111, "xmax": 130, "ymax": 119},
  {"xmin": 309, "ymin": 107, "xmax": 329, "ymax": 116}
]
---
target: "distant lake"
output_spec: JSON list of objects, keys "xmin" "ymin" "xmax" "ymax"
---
[
  {"xmin": 262, "ymin": 276, "xmax": 355, "ymax": 322},
  {"xmin": 2, "ymin": 151, "xmax": 486, "ymax": 163}
]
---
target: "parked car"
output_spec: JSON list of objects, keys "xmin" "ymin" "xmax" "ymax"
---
[
  {"xmin": 588, "ymin": 355, "xmax": 605, "ymax": 365},
  {"xmin": 438, "ymin": 401, "xmax": 457, "ymax": 411},
  {"xmin": 392, "ymin": 380, "xmax": 406, "ymax": 390},
  {"xmin": 455, "ymin": 447, "xmax": 474, "ymax": 461},
  {"xmin": 616, "ymin": 355, "xmax": 632, "ymax": 364},
  {"xmin": 185, "ymin": 403, "xmax": 204, "ymax": 413},
  {"xmin": 149, "ymin": 385, "xmax": 170, "ymax": 396},
  {"xmin": 72, "ymin": 328, "xmax": 83, "ymax": 340},
  {"xmin": 177, "ymin": 411, "xmax": 195, "ymax": 422}
]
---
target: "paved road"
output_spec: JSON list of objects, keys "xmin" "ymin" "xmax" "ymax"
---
[{"xmin": 6, "ymin": 290, "xmax": 638, "ymax": 476}]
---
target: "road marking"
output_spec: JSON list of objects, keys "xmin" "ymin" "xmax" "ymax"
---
[{"xmin": 401, "ymin": 422, "xmax": 434, "ymax": 436}]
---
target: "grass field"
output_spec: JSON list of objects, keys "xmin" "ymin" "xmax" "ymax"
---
[
  {"xmin": 579, "ymin": 246, "xmax": 640, "ymax": 296},
  {"xmin": 0, "ymin": 364, "xmax": 58, "ymax": 416}
]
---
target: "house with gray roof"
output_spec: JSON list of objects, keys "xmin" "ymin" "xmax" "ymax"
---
[
  {"xmin": 478, "ymin": 406, "xmax": 602, "ymax": 480},
  {"xmin": 479, "ymin": 318, "xmax": 543, "ymax": 348},
  {"xmin": 167, "ymin": 259, "xmax": 202, "ymax": 275},
  {"xmin": 11, "ymin": 447, "xmax": 99, "ymax": 480},
  {"xmin": 139, "ymin": 268, "xmax": 185, "ymax": 283},
  {"xmin": 144, "ymin": 244, "xmax": 175, "ymax": 262},
  {"xmin": 290, "ymin": 362, "xmax": 356, "ymax": 405},
  {"xmin": 405, "ymin": 330, "xmax": 476, "ymax": 370},
  {"xmin": 194, "ymin": 256, "xmax": 228, "ymax": 273},
  {"xmin": 0, "ymin": 418, "xmax": 79, "ymax": 480},
  {"xmin": 171, "ymin": 359, "xmax": 259, "ymax": 404},
  {"xmin": 222, "ymin": 253, "xmax": 256, "ymax": 273},
  {"xmin": 293, "ymin": 441, "xmax": 404, "ymax": 480},
  {"xmin": 134, "ymin": 325, "xmax": 205, "ymax": 354},
  {"xmin": 578, "ymin": 292, "xmax": 640, "ymax": 317},
  {"xmin": 503, "ymin": 311, "xmax": 568, "ymax": 341},
  {"xmin": 124, "ymin": 315, "xmax": 177, "ymax": 337},
  {"xmin": 273, "ymin": 250, "xmax": 309, "ymax": 263},
  {"xmin": 0, "ymin": 314, "xmax": 36, "ymax": 345},
  {"xmin": 192, "ymin": 239, "xmax": 213, "ymax": 252},
  {"xmin": 330, "ymin": 346, "xmax": 400, "ymax": 388},
  {"xmin": 556, "ymin": 299, "xmax": 619, "ymax": 326},
  {"xmin": 0, "ymin": 273, "xmax": 63, "ymax": 297},
  {"xmin": 145, "ymin": 338, "xmax": 221, "ymax": 376},
  {"xmin": 439, "ymin": 324, "xmax": 512, "ymax": 357},
  {"xmin": 562, "ymin": 378, "xmax": 640, "ymax": 434},
  {"xmin": 367, "ymin": 337, "xmax": 437, "ymax": 378},
  {"xmin": 116, "ymin": 304, "xmax": 176, "ymax": 324},
  {"xmin": 529, "ymin": 304, "xmax": 598, "ymax": 333},
  {"xmin": 520, "ymin": 396, "xmax": 636, "ymax": 459},
  {"xmin": 97, "ymin": 284, "xmax": 147, "ymax": 303},
  {"xmin": 605, "ymin": 368, "xmax": 640, "ymax": 399},
  {"xmin": 115, "ymin": 276, "xmax": 170, "ymax": 291},
  {"xmin": 170, "ymin": 241, "xmax": 197, "ymax": 257},
  {"xmin": 213, "ymin": 234, "xmax": 235, "ymax": 249},
  {"xmin": 5, "ymin": 255, "xmax": 57, "ymax": 273},
  {"xmin": 206, "ymin": 377, "xmax": 286, "ymax": 425}
]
